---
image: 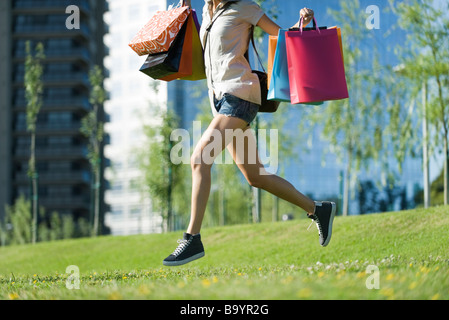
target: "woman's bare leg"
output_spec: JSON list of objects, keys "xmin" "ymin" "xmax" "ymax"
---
[
  {"xmin": 187, "ymin": 115, "xmax": 249, "ymax": 235},
  {"xmin": 226, "ymin": 126, "xmax": 316, "ymax": 213}
]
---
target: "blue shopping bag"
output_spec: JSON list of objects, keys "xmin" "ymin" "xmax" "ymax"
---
[{"xmin": 268, "ymin": 30, "xmax": 291, "ymax": 102}]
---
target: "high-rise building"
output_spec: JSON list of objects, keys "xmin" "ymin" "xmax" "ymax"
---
[
  {"xmin": 103, "ymin": 0, "xmax": 168, "ymax": 235},
  {"xmin": 0, "ymin": 0, "xmax": 108, "ymax": 227}
]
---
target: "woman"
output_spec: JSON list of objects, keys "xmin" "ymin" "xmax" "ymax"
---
[{"xmin": 163, "ymin": 0, "xmax": 336, "ymax": 267}]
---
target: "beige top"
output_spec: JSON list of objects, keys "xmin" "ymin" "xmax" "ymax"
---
[{"xmin": 199, "ymin": 0, "xmax": 265, "ymax": 106}]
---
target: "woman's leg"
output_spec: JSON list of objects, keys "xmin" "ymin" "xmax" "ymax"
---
[
  {"xmin": 226, "ymin": 126, "xmax": 316, "ymax": 214},
  {"xmin": 187, "ymin": 114, "xmax": 250, "ymax": 235}
]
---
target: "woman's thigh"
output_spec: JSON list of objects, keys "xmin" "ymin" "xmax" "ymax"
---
[{"xmin": 192, "ymin": 114, "xmax": 250, "ymax": 167}]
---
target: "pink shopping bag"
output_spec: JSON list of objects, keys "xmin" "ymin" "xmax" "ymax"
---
[
  {"xmin": 285, "ymin": 18, "xmax": 348, "ymax": 105},
  {"xmin": 129, "ymin": 6, "xmax": 190, "ymax": 56}
]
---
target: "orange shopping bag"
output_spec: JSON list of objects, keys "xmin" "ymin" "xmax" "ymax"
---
[
  {"xmin": 179, "ymin": 9, "xmax": 206, "ymax": 81},
  {"xmin": 267, "ymin": 35, "xmax": 278, "ymax": 88},
  {"xmin": 129, "ymin": 6, "xmax": 190, "ymax": 56}
]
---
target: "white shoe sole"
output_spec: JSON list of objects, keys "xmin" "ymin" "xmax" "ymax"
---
[{"xmin": 163, "ymin": 252, "xmax": 205, "ymax": 267}]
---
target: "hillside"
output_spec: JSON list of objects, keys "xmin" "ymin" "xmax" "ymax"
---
[{"xmin": 0, "ymin": 206, "xmax": 448, "ymax": 300}]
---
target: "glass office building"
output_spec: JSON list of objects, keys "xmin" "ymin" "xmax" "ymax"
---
[
  {"xmin": 179, "ymin": 0, "xmax": 430, "ymax": 215},
  {"xmin": 0, "ymin": 0, "xmax": 108, "ymax": 226}
]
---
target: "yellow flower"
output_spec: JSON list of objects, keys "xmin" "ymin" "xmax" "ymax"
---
[
  {"xmin": 380, "ymin": 288, "xmax": 394, "ymax": 299},
  {"xmin": 212, "ymin": 276, "xmax": 219, "ymax": 283},
  {"xmin": 318, "ymin": 272, "xmax": 325, "ymax": 278},
  {"xmin": 297, "ymin": 288, "xmax": 312, "ymax": 299},
  {"xmin": 201, "ymin": 279, "xmax": 211, "ymax": 288},
  {"xmin": 8, "ymin": 293, "xmax": 19, "ymax": 300},
  {"xmin": 431, "ymin": 294, "xmax": 440, "ymax": 301},
  {"xmin": 108, "ymin": 291, "xmax": 122, "ymax": 300},
  {"xmin": 408, "ymin": 282, "xmax": 417, "ymax": 290},
  {"xmin": 386, "ymin": 274, "xmax": 394, "ymax": 281}
]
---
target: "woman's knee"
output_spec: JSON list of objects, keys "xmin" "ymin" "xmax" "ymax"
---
[
  {"xmin": 246, "ymin": 173, "xmax": 266, "ymax": 189},
  {"xmin": 190, "ymin": 149, "xmax": 212, "ymax": 173}
]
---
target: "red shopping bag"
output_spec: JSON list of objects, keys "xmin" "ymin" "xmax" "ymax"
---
[
  {"xmin": 285, "ymin": 18, "xmax": 348, "ymax": 105},
  {"xmin": 129, "ymin": 6, "xmax": 190, "ymax": 56}
]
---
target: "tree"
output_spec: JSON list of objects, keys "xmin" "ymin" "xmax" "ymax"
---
[
  {"xmin": 80, "ymin": 65, "xmax": 106, "ymax": 236},
  {"xmin": 137, "ymin": 87, "xmax": 188, "ymax": 232},
  {"xmin": 24, "ymin": 41, "xmax": 45, "ymax": 244},
  {"xmin": 299, "ymin": 0, "xmax": 391, "ymax": 216},
  {"xmin": 391, "ymin": 0, "xmax": 449, "ymax": 205}
]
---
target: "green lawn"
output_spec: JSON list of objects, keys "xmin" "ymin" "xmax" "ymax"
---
[{"xmin": 1, "ymin": 206, "xmax": 448, "ymax": 300}]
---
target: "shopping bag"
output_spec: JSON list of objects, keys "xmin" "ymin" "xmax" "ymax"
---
[
  {"xmin": 139, "ymin": 17, "xmax": 189, "ymax": 80},
  {"xmin": 267, "ymin": 30, "xmax": 291, "ymax": 102},
  {"xmin": 158, "ymin": 12, "xmax": 195, "ymax": 81},
  {"xmin": 285, "ymin": 18, "xmax": 348, "ymax": 104},
  {"xmin": 267, "ymin": 35, "xmax": 278, "ymax": 88},
  {"xmin": 329, "ymin": 26, "xmax": 344, "ymax": 65},
  {"xmin": 129, "ymin": 6, "xmax": 190, "ymax": 56},
  {"xmin": 178, "ymin": 9, "xmax": 206, "ymax": 81}
]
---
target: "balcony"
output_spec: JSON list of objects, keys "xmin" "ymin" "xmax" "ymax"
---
[
  {"xmin": 13, "ymin": 97, "xmax": 91, "ymax": 113},
  {"xmin": 13, "ymin": 145, "xmax": 88, "ymax": 161},
  {"xmin": 14, "ymin": 170, "xmax": 91, "ymax": 185},
  {"xmin": 12, "ymin": 0, "xmax": 90, "ymax": 16}
]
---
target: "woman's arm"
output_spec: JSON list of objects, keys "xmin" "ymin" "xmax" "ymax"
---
[
  {"xmin": 257, "ymin": 7, "xmax": 315, "ymax": 36},
  {"xmin": 184, "ymin": 0, "xmax": 191, "ymax": 7}
]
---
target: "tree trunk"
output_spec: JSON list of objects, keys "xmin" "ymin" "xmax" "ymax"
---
[
  {"xmin": 30, "ymin": 132, "xmax": 38, "ymax": 244},
  {"xmin": 343, "ymin": 150, "xmax": 352, "ymax": 217},
  {"xmin": 92, "ymin": 165, "xmax": 100, "ymax": 236}
]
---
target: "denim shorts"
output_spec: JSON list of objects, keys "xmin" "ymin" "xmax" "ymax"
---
[{"xmin": 213, "ymin": 93, "xmax": 260, "ymax": 125}]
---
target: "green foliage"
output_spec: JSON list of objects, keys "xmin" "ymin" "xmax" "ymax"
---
[
  {"xmin": 80, "ymin": 65, "xmax": 106, "ymax": 171},
  {"xmin": 391, "ymin": 0, "xmax": 449, "ymax": 204},
  {"xmin": 24, "ymin": 41, "xmax": 45, "ymax": 135},
  {"xmin": 136, "ymin": 91, "xmax": 188, "ymax": 231},
  {"xmin": 0, "ymin": 197, "xmax": 90, "ymax": 246}
]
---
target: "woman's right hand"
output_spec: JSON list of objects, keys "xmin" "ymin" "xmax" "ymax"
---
[{"xmin": 183, "ymin": 0, "xmax": 191, "ymax": 7}]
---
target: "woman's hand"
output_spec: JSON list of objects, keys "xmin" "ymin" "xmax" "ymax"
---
[
  {"xmin": 183, "ymin": 0, "xmax": 191, "ymax": 7},
  {"xmin": 292, "ymin": 7, "xmax": 315, "ymax": 28}
]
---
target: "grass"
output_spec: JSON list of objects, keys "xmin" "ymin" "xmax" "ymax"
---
[{"xmin": 1, "ymin": 206, "xmax": 449, "ymax": 300}]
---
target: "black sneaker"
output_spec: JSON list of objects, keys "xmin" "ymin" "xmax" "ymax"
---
[
  {"xmin": 163, "ymin": 233, "xmax": 205, "ymax": 266},
  {"xmin": 308, "ymin": 201, "xmax": 336, "ymax": 247}
]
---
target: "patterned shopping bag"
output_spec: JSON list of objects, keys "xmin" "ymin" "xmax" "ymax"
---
[{"xmin": 129, "ymin": 6, "xmax": 190, "ymax": 56}]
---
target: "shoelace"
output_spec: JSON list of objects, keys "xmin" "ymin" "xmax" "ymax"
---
[
  {"xmin": 172, "ymin": 238, "xmax": 192, "ymax": 257},
  {"xmin": 307, "ymin": 215, "xmax": 322, "ymax": 236}
]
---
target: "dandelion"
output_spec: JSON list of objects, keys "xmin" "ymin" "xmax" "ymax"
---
[
  {"xmin": 297, "ymin": 288, "xmax": 312, "ymax": 299},
  {"xmin": 431, "ymin": 294, "xmax": 440, "ymax": 300},
  {"xmin": 212, "ymin": 276, "xmax": 219, "ymax": 284},
  {"xmin": 386, "ymin": 274, "xmax": 394, "ymax": 281},
  {"xmin": 318, "ymin": 272, "xmax": 325, "ymax": 278},
  {"xmin": 380, "ymin": 287, "xmax": 395, "ymax": 299},
  {"xmin": 8, "ymin": 293, "xmax": 19, "ymax": 300},
  {"xmin": 201, "ymin": 279, "xmax": 211, "ymax": 288}
]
